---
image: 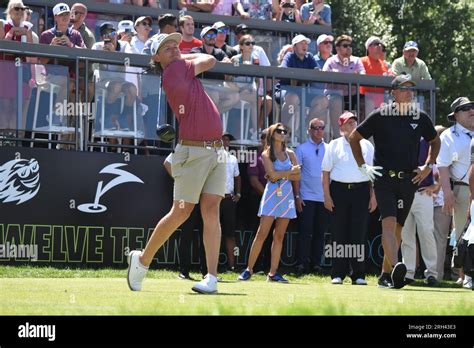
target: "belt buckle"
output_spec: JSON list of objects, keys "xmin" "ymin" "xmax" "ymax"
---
[
  {"xmin": 397, "ymin": 171, "xmax": 404, "ymax": 179},
  {"xmin": 389, "ymin": 170, "xmax": 396, "ymax": 178},
  {"xmin": 347, "ymin": 184, "xmax": 353, "ymax": 189},
  {"xmin": 204, "ymin": 141, "xmax": 213, "ymax": 150}
]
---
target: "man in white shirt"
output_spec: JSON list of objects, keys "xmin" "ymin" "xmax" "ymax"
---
[
  {"xmin": 322, "ymin": 112, "xmax": 376, "ymax": 285},
  {"xmin": 220, "ymin": 133, "xmax": 241, "ymax": 271},
  {"xmin": 437, "ymin": 97, "xmax": 474, "ymax": 287}
]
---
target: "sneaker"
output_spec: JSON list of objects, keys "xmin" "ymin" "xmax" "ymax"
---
[
  {"xmin": 192, "ymin": 274, "xmax": 218, "ymax": 294},
  {"xmin": 455, "ymin": 277, "xmax": 464, "ymax": 285},
  {"xmin": 127, "ymin": 250, "xmax": 148, "ymax": 291},
  {"xmin": 178, "ymin": 272, "xmax": 192, "ymax": 280},
  {"xmin": 238, "ymin": 269, "xmax": 252, "ymax": 281},
  {"xmin": 331, "ymin": 277, "xmax": 343, "ymax": 284},
  {"xmin": 378, "ymin": 273, "xmax": 393, "ymax": 288},
  {"xmin": 295, "ymin": 264, "xmax": 306, "ymax": 277},
  {"xmin": 391, "ymin": 262, "xmax": 407, "ymax": 289},
  {"xmin": 267, "ymin": 273, "xmax": 289, "ymax": 283},
  {"xmin": 463, "ymin": 276, "xmax": 472, "ymax": 289},
  {"xmin": 424, "ymin": 276, "xmax": 438, "ymax": 287},
  {"xmin": 352, "ymin": 278, "xmax": 367, "ymax": 285}
]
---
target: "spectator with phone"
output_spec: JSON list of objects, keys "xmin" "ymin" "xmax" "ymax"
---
[
  {"xmin": 301, "ymin": 0, "xmax": 331, "ymax": 26},
  {"xmin": 278, "ymin": 0, "xmax": 301, "ymax": 23},
  {"xmin": 117, "ymin": 20, "xmax": 136, "ymax": 44}
]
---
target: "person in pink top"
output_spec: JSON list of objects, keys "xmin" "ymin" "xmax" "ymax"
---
[{"xmin": 127, "ymin": 33, "xmax": 227, "ymax": 295}]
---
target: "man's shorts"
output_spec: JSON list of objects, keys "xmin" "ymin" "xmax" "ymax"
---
[
  {"xmin": 374, "ymin": 174, "xmax": 418, "ymax": 227},
  {"xmin": 171, "ymin": 144, "xmax": 226, "ymax": 204}
]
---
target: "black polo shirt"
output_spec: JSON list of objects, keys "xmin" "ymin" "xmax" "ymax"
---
[
  {"xmin": 357, "ymin": 105, "xmax": 437, "ymax": 172},
  {"xmin": 190, "ymin": 45, "xmax": 227, "ymax": 80}
]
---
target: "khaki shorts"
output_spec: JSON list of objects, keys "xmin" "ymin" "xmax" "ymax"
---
[{"xmin": 171, "ymin": 144, "xmax": 226, "ymax": 204}]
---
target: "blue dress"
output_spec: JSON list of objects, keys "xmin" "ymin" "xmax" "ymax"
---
[{"xmin": 258, "ymin": 152, "xmax": 297, "ymax": 219}]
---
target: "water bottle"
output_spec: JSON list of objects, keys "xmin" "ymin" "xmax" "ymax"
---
[{"xmin": 21, "ymin": 35, "xmax": 27, "ymax": 43}]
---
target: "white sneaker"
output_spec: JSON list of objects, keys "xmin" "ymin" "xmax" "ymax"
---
[
  {"xmin": 352, "ymin": 278, "xmax": 368, "ymax": 285},
  {"xmin": 463, "ymin": 276, "xmax": 472, "ymax": 289},
  {"xmin": 192, "ymin": 273, "xmax": 218, "ymax": 294},
  {"xmin": 331, "ymin": 277, "xmax": 343, "ymax": 284},
  {"xmin": 127, "ymin": 250, "xmax": 148, "ymax": 291},
  {"xmin": 455, "ymin": 277, "xmax": 463, "ymax": 285}
]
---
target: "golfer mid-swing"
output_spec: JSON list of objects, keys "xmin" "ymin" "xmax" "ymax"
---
[
  {"xmin": 349, "ymin": 75, "xmax": 440, "ymax": 289},
  {"xmin": 127, "ymin": 33, "xmax": 226, "ymax": 294}
]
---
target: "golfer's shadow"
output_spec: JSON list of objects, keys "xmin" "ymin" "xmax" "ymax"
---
[{"xmin": 189, "ymin": 292, "xmax": 247, "ymax": 296}]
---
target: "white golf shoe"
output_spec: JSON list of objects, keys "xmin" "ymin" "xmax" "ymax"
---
[
  {"xmin": 192, "ymin": 273, "xmax": 218, "ymax": 294},
  {"xmin": 127, "ymin": 250, "xmax": 148, "ymax": 291}
]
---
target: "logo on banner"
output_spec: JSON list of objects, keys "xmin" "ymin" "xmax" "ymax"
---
[
  {"xmin": 78, "ymin": 163, "xmax": 144, "ymax": 213},
  {"xmin": 0, "ymin": 158, "xmax": 40, "ymax": 205}
]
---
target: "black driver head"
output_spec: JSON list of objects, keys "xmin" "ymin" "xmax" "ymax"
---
[{"xmin": 156, "ymin": 124, "xmax": 176, "ymax": 143}]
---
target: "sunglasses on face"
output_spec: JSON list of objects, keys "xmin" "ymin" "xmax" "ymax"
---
[
  {"xmin": 321, "ymin": 41, "xmax": 333, "ymax": 45},
  {"xmin": 339, "ymin": 43, "xmax": 352, "ymax": 48},
  {"xmin": 140, "ymin": 22, "xmax": 151, "ymax": 27},
  {"xmin": 457, "ymin": 105, "xmax": 474, "ymax": 112},
  {"xmin": 310, "ymin": 125, "xmax": 325, "ymax": 130},
  {"xmin": 243, "ymin": 41, "xmax": 255, "ymax": 46},
  {"xmin": 14, "ymin": 6, "xmax": 28, "ymax": 11},
  {"xmin": 275, "ymin": 128, "xmax": 288, "ymax": 135},
  {"xmin": 71, "ymin": 11, "xmax": 85, "ymax": 16},
  {"xmin": 217, "ymin": 28, "xmax": 229, "ymax": 34},
  {"xmin": 395, "ymin": 86, "xmax": 415, "ymax": 91},
  {"xmin": 103, "ymin": 31, "xmax": 117, "ymax": 38},
  {"xmin": 205, "ymin": 33, "xmax": 217, "ymax": 39}
]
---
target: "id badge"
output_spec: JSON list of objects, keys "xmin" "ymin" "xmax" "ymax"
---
[{"xmin": 276, "ymin": 186, "xmax": 283, "ymax": 197}]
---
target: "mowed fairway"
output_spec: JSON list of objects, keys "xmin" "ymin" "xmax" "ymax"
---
[{"xmin": 0, "ymin": 266, "xmax": 473, "ymax": 315}]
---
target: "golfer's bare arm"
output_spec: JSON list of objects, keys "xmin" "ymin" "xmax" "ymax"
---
[
  {"xmin": 181, "ymin": 54, "xmax": 217, "ymax": 76},
  {"xmin": 348, "ymin": 130, "xmax": 366, "ymax": 167},
  {"xmin": 426, "ymin": 135, "xmax": 441, "ymax": 166}
]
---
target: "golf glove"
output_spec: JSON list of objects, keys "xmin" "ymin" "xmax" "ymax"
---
[{"xmin": 359, "ymin": 164, "xmax": 383, "ymax": 182}]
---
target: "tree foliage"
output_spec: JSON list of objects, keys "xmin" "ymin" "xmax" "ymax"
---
[{"xmin": 330, "ymin": 0, "xmax": 473, "ymax": 125}]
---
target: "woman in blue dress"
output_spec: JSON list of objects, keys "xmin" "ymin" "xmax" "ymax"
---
[{"xmin": 238, "ymin": 123, "xmax": 300, "ymax": 282}]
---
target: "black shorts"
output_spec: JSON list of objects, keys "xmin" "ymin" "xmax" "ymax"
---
[
  {"xmin": 220, "ymin": 196, "xmax": 237, "ymax": 236},
  {"xmin": 373, "ymin": 175, "xmax": 418, "ymax": 227}
]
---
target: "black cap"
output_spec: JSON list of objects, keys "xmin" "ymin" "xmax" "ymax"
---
[
  {"xmin": 100, "ymin": 22, "xmax": 116, "ymax": 35},
  {"xmin": 222, "ymin": 132, "xmax": 235, "ymax": 141},
  {"xmin": 391, "ymin": 74, "xmax": 416, "ymax": 89},
  {"xmin": 235, "ymin": 24, "xmax": 249, "ymax": 35}
]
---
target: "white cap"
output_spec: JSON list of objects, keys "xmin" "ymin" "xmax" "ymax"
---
[
  {"xmin": 365, "ymin": 36, "xmax": 383, "ymax": 50},
  {"xmin": 200, "ymin": 26, "xmax": 217, "ymax": 38},
  {"xmin": 316, "ymin": 34, "xmax": 334, "ymax": 46},
  {"xmin": 118, "ymin": 20, "xmax": 136, "ymax": 34},
  {"xmin": 151, "ymin": 33, "xmax": 182, "ymax": 56},
  {"xmin": 52, "ymin": 3, "xmax": 70, "ymax": 16},
  {"xmin": 212, "ymin": 21, "xmax": 226, "ymax": 29},
  {"xmin": 292, "ymin": 34, "xmax": 310, "ymax": 46}
]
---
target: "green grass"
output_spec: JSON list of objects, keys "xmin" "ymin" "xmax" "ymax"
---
[{"xmin": 0, "ymin": 266, "xmax": 473, "ymax": 315}]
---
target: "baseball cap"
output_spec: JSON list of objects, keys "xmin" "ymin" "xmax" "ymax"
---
[
  {"xmin": 200, "ymin": 26, "xmax": 217, "ymax": 38},
  {"xmin": 53, "ymin": 3, "xmax": 70, "ymax": 16},
  {"xmin": 100, "ymin": 22, "xmax": 116, "ymax": 35},
  {"xmin": 391, "ymin": 74, "xmax": 416, "ymax": 89},
  {"xmin": 135, "ymin": 16, "xmax": 152, "ymax": 27},
  {"xmin": 151, "ymin": 32, "xmax": 182, "ymax": 55},
  {"xmin": 292, "ymin": 34, "xmax": 310, "ymax": 46},
  {"xmin": 338, "ymin": 111, "xmax": 357, "ymax": 126},
  {"xmin": 222, "ymin": 132, "xmax": 236, "ymax": 141},
  {"xmin": 403, "ymin": 41, "xmax": 419, "ymax": 51},
  {"xmin": 316, "ymin": 34, "xmax": 334, "ymax": 46},
  {"xmin": 447, "ymin": 97, "xmax": 474, "ymax": 121},
  {"xmin": 365, "ymin": 36, "xmax": 383, "ymax": 50},
  {"xmin": 212, "ymin": 21, "xmax": 227, "ymax": 29},
  {"xmin": 235, "ymin": 24, "xmax": 249, "ymax": 35},
  {"xmin": 118, "ymin": 20, "xmax": 136, "ymax": 34}
]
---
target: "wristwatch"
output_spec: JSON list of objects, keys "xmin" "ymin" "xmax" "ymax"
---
[
  {"xmin": 295, "ymin": 195, "xmax": 300, "ymax": 199},
  {"xmin": 426, "ymin": 163, "xmax": 434, "ymax": 169}
]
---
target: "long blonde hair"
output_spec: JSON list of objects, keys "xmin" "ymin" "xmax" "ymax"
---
[{"xmin": 4, "ymin": 0, "xmax": 27, "ymax": 21}]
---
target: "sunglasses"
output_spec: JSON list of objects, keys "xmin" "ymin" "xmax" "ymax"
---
[
  {"xmin": 395, "ymin": 86, "xmax": 415, "ymax": 91},
  {"xmin": 71, "ymin": 11, "xmax": 85, "ymax": 16},
  {"xmin": 14, "ymin": 6, "xmax": 28, "ymax": 11},
  {"xmin": 140, "ymin": 22, "xmax": 151, "ymax": 27},
  {"xmin": 339, "ymin": 43, "xmax": 352, "ymax": 48},
  {"xmin": 275, "ymin": 128, "xmax": 288, "ymax": 135},
  {"xmin": 457, "ymin": 105, "xmax": 474, "ymax": 112},
  {"xmin": 321, "ymin": 41, "xmax": 333, "ymax": 45},
  {"xmin": 243, "ymin": 41, "xmax": 255, "ymax": 46},
  {"xmin": 103, "ymin": 31, "xmax": 117, "ymax": 38},
  {"xmin": 217, "ymin": 28, "xmax": 229, "ymax": 34},
  {"xmin": 205, "ymin": 33, "xmax": 217, "ymax": 39},
  {"xmin": 310, "ymin": 125, "xmax": 325, "ymax": 130}
]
